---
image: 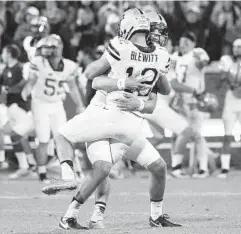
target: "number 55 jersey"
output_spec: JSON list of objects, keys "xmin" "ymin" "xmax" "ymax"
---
[
  {"xmin": 30, "ymin": 56, "xmax": 78, "ymax": 102},
  {"xmin": 29, "ymin": 56, "xmax": 78, "ymax": 143},
  {"xmin": 104, "ymin": 36, "xmax": 170, "ymax": 110}
]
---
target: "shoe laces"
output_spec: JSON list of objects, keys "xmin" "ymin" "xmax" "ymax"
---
[
  {"xmin": 67, "ymin": 217, "xmax": 77, "ymax": 223},
  {"xmin": 161, "ymin": 214, "xmax": 170, "ymax": 220}
]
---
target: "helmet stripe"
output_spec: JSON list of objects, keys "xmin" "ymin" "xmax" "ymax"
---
[
  {"xmin": 126, "ymin": 26, "xmax": 134, "ymax": 40},
  {"xmin": 137, "ymin": 9, "xmax": 144, "ymax": 14}
]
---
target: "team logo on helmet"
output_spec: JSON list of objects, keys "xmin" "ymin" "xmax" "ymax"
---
[{"xmin": 118, "ymin": 8, "xmax": 150, "ymax": 40}]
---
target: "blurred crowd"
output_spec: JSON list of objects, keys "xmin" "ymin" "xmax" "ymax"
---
[
  {"xmin": 0, "ymin": 1, "xmax": 241, "ymax": 178},
  {"xmin": 0, "ymin": 0, "xmax": 240, "ymax": 105},
  {"xmin": 1, "ymin": 1, "xmax": 241, "ymax": 62}
]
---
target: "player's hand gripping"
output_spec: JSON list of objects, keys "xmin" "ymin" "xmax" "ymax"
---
[
  {"xmin": 115, "ymin": 93, "xmax": 141, "ymax": 111},
  {"xmin": 124, "ymin": 71, "xmax": 151, "ymax": 91}
]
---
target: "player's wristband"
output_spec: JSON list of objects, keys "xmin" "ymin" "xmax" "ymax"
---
[
  {"xmin": 138, "ymin": 99, "xmax": 145, "ymax": 112},
  {"xmin": 117, "ymin": 79, "xmax": 126, "ymax": 90}
]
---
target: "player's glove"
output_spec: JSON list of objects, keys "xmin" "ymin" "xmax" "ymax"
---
[
  {"xmin": 193, "ymin": 90, "xmax": 206, "ymax": 101},
  {"xmin": 196, "ymin": 92, "xmax": 219, "ymax": 113}
]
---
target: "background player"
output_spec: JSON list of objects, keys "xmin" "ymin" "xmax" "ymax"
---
[
  {"xmin": 0, "ymin": 44, "xmax": 36, "ymax": 179},
  {"xmin": 21, "ymin": 34, "xmax": 84, "ymax": 183},
  {"xmin": 169, "ymin": 32, "xmax": 213, "ymax": 178},
  {"xmin": 218, "ymin": 38, "xmax": 241, "ymax": 178}
]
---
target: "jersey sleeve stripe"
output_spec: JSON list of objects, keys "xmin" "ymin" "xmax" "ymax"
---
[
  {"xmin": 30, "ymin": 64, "xmax": 38, "ymax": 71},
  {"xmin": 108, "ymin": 42, "xmax": 120, "ymax": 56},
  {"xmin": 165, "ymin": 58, "xmax": 171, "ymax": 68},
  {"xmin": 106, "ymin": 47, "xmax": 120, "ymax": 61}
]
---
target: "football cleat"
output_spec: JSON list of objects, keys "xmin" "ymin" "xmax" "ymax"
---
[
  {"xmin": 42, "ymin": 179, "xmax": 77, "ymax": 195},
  {"xmin": 89, "ymin": 220, "xmax": 105, "ymax": 229},
  {"xmin": 149, "ymin": 214, "xmax": 182, "ymax": 227},
  {"xmin": 39, "ymin": 173, "xmax": 51, "ymax": 184},
  {"xmin": 89, "ymin": 206, "xmax": 105, "ymax": 229},
  {"xmin": 59, "ymin": 217, "xmax": 88, "ymax": 230},
  {"xmin": 192, "ymin": 170, "xmax": 209, "ymax": 179},
  {"xmin": 217, "ymin": 169, "xmax": 229, "ymax": 179},
  {"xmin": 170, "ymin": 169, "xmax": 189, "ymax": 179},
  {"xmin": 0, "ymin": 161, "xmax": 9, "ymax": 169},
  {"xmin": 8, "ymin": 168, "xmax": 29, "ymax": 180}
]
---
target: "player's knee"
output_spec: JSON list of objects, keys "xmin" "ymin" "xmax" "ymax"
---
[
  {"xmin": 54, "ymin": 133, "xmax": 72, "ymax": 148},
  {"xmin": 148, "ymin": 158, "xmax": 167, "ymax": 178},
  {"xmin": 93, "ymin": 161, "xmax": 112, "ymax": 180},
  {"xmin": 181, "ymin": 127, "xmax": 195, "ymax": 139},
  {"xmin": 11, "ymin": 134, "xmax": 23, "ymax": 152}
]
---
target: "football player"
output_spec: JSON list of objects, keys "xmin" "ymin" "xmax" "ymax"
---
[
  {"xmin": 43, "ymin": 8, "xmax": 181, "ymax": 230},
  {"xmin": 0, "ymin": 44, "xmax": 36, "ymax": 179},
  {"xmin": 21, "ymin": 34, "xmax": 84, "ymax": 183},
  {"xmin": 170, "ymin": 32, "xmax": 215, "ymax": 178},
  {"xmin": 218, "ymin": 38, "xmax": 241, "ymax": 178}
]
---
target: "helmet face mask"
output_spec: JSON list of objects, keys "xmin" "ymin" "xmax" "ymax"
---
[
  {"xmin": 41, "ymin": 46, "xmax": 54, "ymax": 57},
  {"xmin": 37, "ymin": 34, "xmax": 63, "ymax": 58},
  {"xmin": 149, "ymin": 22, "xmax": 168, "ymax": 46},
  {"xmin": 144, "ymin": 11, "xmax": 169, "ymax": 47}
]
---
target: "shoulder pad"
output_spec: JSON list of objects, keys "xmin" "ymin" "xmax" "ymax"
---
[
  {"xmin": 30, "ymin": 56, "xmax": 44, "ymax": 71},
  {"xmin": 63, "ymin": 59, "xmax": 79, "ymax": 72},
  {"xmin": 106, "ymin": 36, "xmax": 123, "ymax": 61}
]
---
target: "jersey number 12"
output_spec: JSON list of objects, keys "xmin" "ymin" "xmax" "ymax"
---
[{"xmin": 126, "ymin": 67, "xmax": 158, "ymax": 96}]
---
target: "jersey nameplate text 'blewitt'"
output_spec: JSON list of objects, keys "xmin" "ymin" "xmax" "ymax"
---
[{"xmin": 131, "ymin": 51, "xmax": 158, "ymax": 63}]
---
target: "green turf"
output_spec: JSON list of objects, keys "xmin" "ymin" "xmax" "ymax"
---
[{"xmin": 1, "ymin": 169, "xmax": 241, "ymax": 234}]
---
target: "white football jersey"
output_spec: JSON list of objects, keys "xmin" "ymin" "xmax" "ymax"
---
[
  {"xmin": 219, "ymin": 55, "xmax": 241, "ymax": 88},
  {"xmin": 30, "ymin": 56, "xmax": 78, "ymax": 102},
  {"xmin": 104, "ymin": 36, "xmax": 170, "ymax": 110},
  {"xmin": 175, "ymin": 49, "xmax": 206, "ymax": 104}
]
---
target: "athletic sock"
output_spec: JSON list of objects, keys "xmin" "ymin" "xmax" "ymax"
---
[
  {"xmin": 61, "ymin": 160, "xmax": 75, "ymax": 181},
  {"xmin": 221, "ymin": 154, "xmax": 231, "ymax": 171},
  {"xmin": 95, "ymin": 202, "xmax": 106, "ymax": 214},
  {"xmin": 15, "ymin": 152, "xmax": 29, "ymax": 169},
  {"xmin": 0, "ymin": 150, "xmax": 5, "ymax": 162},
  {"xmin": 64, "ymin": 197, "xmax": 82, "ymax": 219},
  {"xmin": 171, "ymin": 154, "xmax": 183, "ymax": 169},
  {"xmin": 38, "ymin": 165, "xmax": 47, "ymax": 174},
  {"xmin": 26, "ymin": 153, "xmax": 36, "ymax": 166},
  {"xmin": 150, "ymin": 199, "xmax": 163, "ymax": 220},
  {"xmin": 91, "ymin": 202, "xmax": 106, "ymax": 222}
]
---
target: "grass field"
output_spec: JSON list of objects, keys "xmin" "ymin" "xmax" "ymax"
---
[{"xmin": 1, "ymin": 169, "xmax": 241, "ymax": 234}]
